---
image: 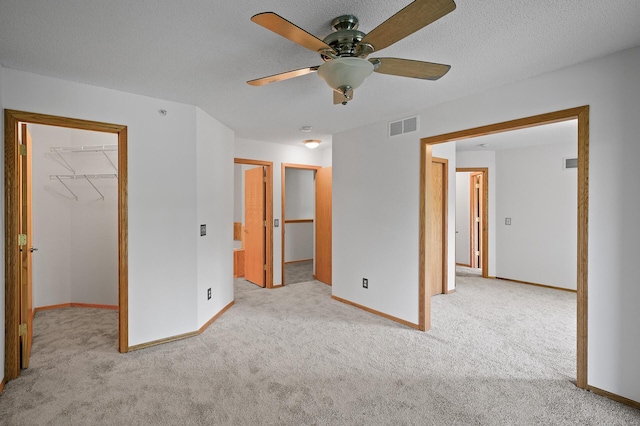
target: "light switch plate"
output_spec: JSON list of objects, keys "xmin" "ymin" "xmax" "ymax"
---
[
  {"xmin": 274, "ymin": 219, "xmax": 279, "ymax": 227},
  {"xmin": 200, "ymin": 224, "xmax": 206, "ymax": 236},
  {"xmin": 505, "ymin": 218, "xmax": 511, "ymax": 225}
]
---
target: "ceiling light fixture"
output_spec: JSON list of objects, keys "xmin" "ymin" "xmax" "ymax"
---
[
  {"xmin": 304, "ymin": 139, "xmax": 321, "ymax": 149},
  {"xmin": 317, "ymin": 57, "xmax": 374, "ymax": 101}
]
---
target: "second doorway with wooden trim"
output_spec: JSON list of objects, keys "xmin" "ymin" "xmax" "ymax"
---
[
  {"xmin": 233, "ymin": 158, "xmax": 273, "ymax": 288},
  {"xmin": 281, "ymin": 164, "xmax": 332, "ymax": 286}
]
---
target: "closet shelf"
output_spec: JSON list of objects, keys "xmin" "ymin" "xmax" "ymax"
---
[
  {"xmin": 50, "ymin": 174, "xmax": 117, "ymax": 201},
  {"xmin": 50, "ymin": 174, "xmax": 118, "ymax": 180},
  {"xmin": 50, "ymin": 145, "xmax": 118, "ymax": 173},
  {"xmin": 51, "ymin": 145, "xmax": 117, "ymax": 153}
]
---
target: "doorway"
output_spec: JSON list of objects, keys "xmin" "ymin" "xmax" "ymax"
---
[
  {"xmin": 233, "ymin": 158, "xmax": 273, "ymax": 288},
  {"xmin": 469, "ymin": 172, "xmax": 482, "ymax": 270},
  {"xmin": 419, "ymin": 106, "xmax": 589, "ymax": 389},
  {"xmin": 281, "ymin": 164, "xmax": 320, "ymax": 285},
  {"xmin": 455, "ymin": 168, "xmax": 488, "ymax": 277},
  {"xmin": 281, "ymin": 164, "xmax": 332, "ymax": 286},
  {"xmin": 4, "ymin": 109, "xmax": 129, "ymax": 382}
]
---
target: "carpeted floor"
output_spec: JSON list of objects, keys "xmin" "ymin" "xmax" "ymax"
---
[
  {"xmin": 234, "ymin": 276, "xmax": 263, "ymax": 293},
  {"xmin": 284, "ymin": 260, "xmax": 314, "ymax": 285},
  {"xmin": 1, "ymin": 273, "xmax": 638, "ymax": 425},
  {"xmin": 455, "ymin": 265, "xmax": 482, "ymax": 277}
]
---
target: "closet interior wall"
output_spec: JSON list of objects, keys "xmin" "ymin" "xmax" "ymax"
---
[{"xmin": 29, "ymin": 123, "xmax": 118, "ymax": 308}]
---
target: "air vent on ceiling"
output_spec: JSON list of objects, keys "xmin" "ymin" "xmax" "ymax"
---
[
  {"xmin": 563, "ymin": 157, "xmax": 578, "ymax": 169},
  {"xmin": 389, "ymin": 116, "xmax": 419, "ymax": 137}
]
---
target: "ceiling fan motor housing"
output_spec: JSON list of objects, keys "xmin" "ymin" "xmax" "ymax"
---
[{"xmin": 321, "ymin": 15, "xmax": 373, "ymax": 61}]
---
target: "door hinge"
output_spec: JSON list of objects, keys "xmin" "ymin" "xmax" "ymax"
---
[
  {"xmin": 19, "ymin": 145, "xmax": 27, "ymax": 156},
  {"xmin": 264, "ymin": 220, "xmax": 267, "ymax": 227},
  {"xmin": 19, "ymin": 323, "xmax": 27, "ymax": 337},
  {"xmin": 264, "ymin": 264, "xmax": 267, "ymax": 271},
  {"xmin": 476, "ymin": 251, "xmax": 480, "ymax": 256},
  {"xmin": 18, "ymin": 234, "xmax": 27, "ymax": 246},
  {"xmin": 264, "ymin": 176, "xmax": 267, "ymax": 183}
]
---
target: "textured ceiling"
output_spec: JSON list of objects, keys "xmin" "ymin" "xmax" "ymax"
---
[
  {"xmin": 1, "ymin": 0, "xmax": 639, "ymax": 149},
  {"xmin": 456, "ymin": 120, "xmax": 577, "ymax": 152}
]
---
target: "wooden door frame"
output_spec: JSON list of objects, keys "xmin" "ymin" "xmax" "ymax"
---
[
  {"xmin": 457, "ymin": 168, "xmax": 489, "ymax": 277},
  {"xmin": 419, "ymin": 106, "xmax": 589, "ymax": 390},
  {"xmin": 281, "ymin": 163, "xmax": 321, "ymax": 286},
  {"xmin": 234, "ymin": 158, "xmax": 273, "ymax": 288},
  {"xmin": 5, "ymin": 109, "xmax": 129, "ymax": 381},
  {"xmin": 431, "ymin": 157, "xmax": 448, "ymax": 295}
]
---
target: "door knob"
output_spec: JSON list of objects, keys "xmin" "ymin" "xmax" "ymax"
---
[{"xmin": 30, "ymin": 247, "xmax": 38, "ymax": 253}]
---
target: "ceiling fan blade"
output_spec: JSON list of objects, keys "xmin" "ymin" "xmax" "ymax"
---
[
  {"xmin": 333, "ymin": 89, "xmax": 355, "ymax": 105},
  {"xmin": 361, "ymin": 0, "xmax": 456, "ymax": 52},
  {"xmin": 251, "ymin": 12, "xmax": 334, "ymax": 54},
  {"xmin": 247, "ymin": 66, "xmax": 320, "ymax": 86},
  {"xmin": 372, "ymin": 58, "xmax": 450, "ymax": 80}
]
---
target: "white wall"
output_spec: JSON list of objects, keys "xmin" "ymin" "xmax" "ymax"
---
[
  {"xmin": 333, "ymin": 47, "xmax": 640, "ymax": 402},
  {"xmin": 284, "ymin": 168, "xmax": 315, "ymax": 262},
  {"xmin": 196, "ymin": 108, "xmax": 234, "ymax": 328},
  {"xmin": 233, "ymin": 165, "xmax": 243, "ymax": 223},
  {"xmin": 455, "ymin": 172, "xmax": 471, "ymax": 265},
  {"xmin": 284, "ymin": 223, "xmax": 314, "ymax": 262},
  {"xmin": 29, "ymin": 124, "xmax": 118, "ymax": 307},
  {"xmin": 321, "ymin": 146, "xmax": 332, "ymax": 167},
  {"xmin": 496, "ymin": 141, "xmax": 577, "ymax": 289},
  {"xmin": 234, "ymin": 138, "xmax": 326, "ymax": 285},
  {"xmin": 334, "ymin": 124, "xmax": 421, "ymax": 320},
  {"xmin": 284, "ymin": 168, "xmax": 316, "ymax": 262},
  {"xmin": 285, "ymin": 168, "xmax": 315, "ymax": 219},
  {"xmin": 1, "ymin": 69, "xmax": 234, "ymax": 347}
]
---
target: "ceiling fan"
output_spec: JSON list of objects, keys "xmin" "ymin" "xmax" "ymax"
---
[{"xmin": 247, "ymin": 0, "xmax": 456, "ymax": 105}]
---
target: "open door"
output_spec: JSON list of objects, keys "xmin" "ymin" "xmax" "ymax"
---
[
  {"xmin": 244, "ymin": 166, "xmax": 266, "ymax": 287},
  {"xmin": 431, "ymin": 158, "xmax": 447, "ymax": 296},
  {"xmin": 315, "ymin": 167, "xmax": 332, "ymax": 285},
  {"xmin": 470, "ymin": 172, "xmax": 483, "ymax": 269},
  {"xmin": 19, "ymin": 123, "xmax": 34, "ymax": 369}
]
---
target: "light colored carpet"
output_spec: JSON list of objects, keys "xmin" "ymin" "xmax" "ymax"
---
[
  {"xmin": 284, "ymin": 260, "xmax": 314, "ymax": 285},
  {"xmin": 234, "ymin": 277, "xmax": 263, "ymax": 293},
  {"xmin": 455, "ymin": 265, "xmax": 482, "ymax": 277},
  {"xmin": 1, "ymin": 275, "xmax": 638, "ymax": 425}
]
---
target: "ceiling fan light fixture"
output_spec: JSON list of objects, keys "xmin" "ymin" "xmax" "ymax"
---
[
  {"xmin": 304, "ymin": 139, "xmax": 321, "ymax": 149},
  {"xmin": 317, "ymin": 57, "xmax": 374, "ymax": 93}
]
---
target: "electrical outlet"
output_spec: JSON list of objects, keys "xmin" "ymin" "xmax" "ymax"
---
[
  {"xmin": 207, "ymin": 288, "xmax": 211, "ymax": 300},
  {"xmin": 200, "ymin": 224, "xmax": 207, "ymax": 236},
  {"xmin": 362, "ymin": 278, "xmax": 368, "ymax": 289}
]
